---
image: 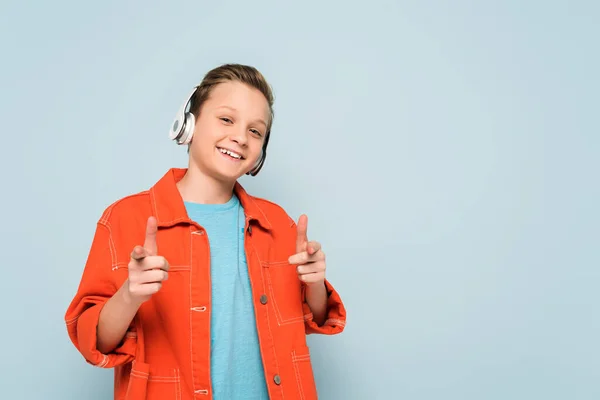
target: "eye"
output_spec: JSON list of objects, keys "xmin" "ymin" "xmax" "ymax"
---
[
  {"xmin": 250, "ymin": 129, "xmax": 263, "ymax": 137},
  {"xmin": 220, "ymin": 117, "xmax": 233, "ymax": 124}
]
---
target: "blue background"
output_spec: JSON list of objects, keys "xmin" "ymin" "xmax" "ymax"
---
[{"xmin": 0, "ymin": 0, "xmax": 598, "ymax": 398}]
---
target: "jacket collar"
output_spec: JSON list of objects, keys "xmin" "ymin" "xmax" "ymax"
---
[{"xmin": 149, "ymin": 168, "xmax": 272, "ymax": 230}]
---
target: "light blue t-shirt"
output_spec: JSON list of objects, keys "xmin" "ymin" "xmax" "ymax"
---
[{"xmin": 185, "ymin": 194, "xmax": 269, "ymax": 399}]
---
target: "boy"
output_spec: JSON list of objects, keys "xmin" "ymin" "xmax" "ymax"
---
[{"xmin": 64, "ymin": 63, "xmax": 346, "ymax": 400}]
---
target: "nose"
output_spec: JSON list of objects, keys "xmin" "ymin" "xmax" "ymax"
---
[{"xmin": 230, "ymin": 126, "xmax": 249, "ymax": 146}]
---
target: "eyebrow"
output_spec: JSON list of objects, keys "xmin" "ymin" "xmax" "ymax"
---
[{"xmin": 217, "ymin": 105, "xmax": 268, "ymax": 128}]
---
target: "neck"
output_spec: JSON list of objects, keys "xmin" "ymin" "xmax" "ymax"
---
[{"xmin": 176, "ymin": 166, "xmax": 236, "ymax": 204}]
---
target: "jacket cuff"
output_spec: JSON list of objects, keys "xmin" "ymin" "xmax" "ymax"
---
[
  {"xmin": 69, "ymin": 301, "xmax": 136, "ymax": 368},
  {"xmin": 302, "ymin": 279, "xmax": 347, "ymax": 335}
]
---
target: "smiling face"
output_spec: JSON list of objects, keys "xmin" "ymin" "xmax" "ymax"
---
[{"xmin": 188, "ymin": 80, "xmax": 271, "ymax": 183}]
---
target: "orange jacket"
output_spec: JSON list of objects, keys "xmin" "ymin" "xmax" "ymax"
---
[{"xmin": 64, "ymin": 168, "xmax": 346, "ymax": 399}]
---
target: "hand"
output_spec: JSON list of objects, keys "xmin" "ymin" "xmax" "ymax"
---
[
  {"xmin": 125, "ymin": 216, "xmax": 169, "ymax": 305},
  {"xmin": 288, "ymin": 214, "xmax": 326, "ymax": 286}
]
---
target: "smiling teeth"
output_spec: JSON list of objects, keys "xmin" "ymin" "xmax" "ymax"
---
[{"xmin": 219, "ymin": 148, "xmax": 242, "ymax": 159}]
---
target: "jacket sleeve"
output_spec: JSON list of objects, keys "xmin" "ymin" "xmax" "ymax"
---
[
  {"xmin": 301, "ymin": 279, "xmax": 347, "ymax": 335},
  {"xmin": 64, "ymin": 221, "xmax": 137, "ymax": 368}
]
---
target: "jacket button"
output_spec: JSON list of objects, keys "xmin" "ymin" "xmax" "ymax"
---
[
  {"xmin": 259, "ymin": 294, "xmax": 268, "ymax": 305},
  {"xmin": 273, "ymin": 375, "xmax": 281, "ymax": 385}
]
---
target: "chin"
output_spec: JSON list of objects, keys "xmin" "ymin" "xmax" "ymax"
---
[
  {"xmin": 216, "ymin": 170, "xmax": 244, "ymax": 182},
  {"xmin": 208, "ymin": 164, "xmax": 248, "ymax": 183}
]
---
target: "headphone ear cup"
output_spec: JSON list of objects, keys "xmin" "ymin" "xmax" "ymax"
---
[
  {"xmin": 247, "ymin": 147, "xmax": 266, "ymax": 176},
  {"xmin": 169, "ymin": 115, "xmax": 185, "ymax": 143},
  {"xmin": 178, "ymin": 112, "xmax": 195, "ymax": 145},
  {"xmin": 247, "ymin": 131, "xmax": 270, "ymax": 176},
  {"xmin": 170, "ymin": 87, "xmax": 198, "ymax": 145}
]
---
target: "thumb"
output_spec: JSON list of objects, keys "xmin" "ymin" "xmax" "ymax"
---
[
  {"xmin": 144, "ymin": 216, "xmax": 158, "ymax": 256},
  {"xmin": 295, "ymin": 214, "xmax": 308, "ymax": 253}
]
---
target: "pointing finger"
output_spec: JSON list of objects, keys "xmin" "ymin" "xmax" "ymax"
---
[
  {"xmin": 296, "ymin": 214, "xmax": 308, "ymax": 253},
  {"xmin": 144, "ymin": 216, "xmax": 158, "ymax": 256}
]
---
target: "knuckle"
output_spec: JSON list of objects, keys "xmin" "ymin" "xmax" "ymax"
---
[
  {"xmin": 147, "ymin": 270, "xmax": 158, "ymax": 282},
  {"xmin": 145, "ymin": 258, "xmax": 157, "ymax": 269}
]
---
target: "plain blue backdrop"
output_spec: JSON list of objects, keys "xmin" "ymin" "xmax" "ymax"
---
[{"xmin": 0, "ymin": 0, "xmax": 598, "ymax": 399}]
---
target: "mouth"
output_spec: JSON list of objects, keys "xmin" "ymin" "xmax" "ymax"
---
[{"xmin": 217, "ymin": 147, "xmax": 245, "ymax": 161}]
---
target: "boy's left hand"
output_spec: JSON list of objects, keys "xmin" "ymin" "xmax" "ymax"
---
[{"xmin": 288, "ymin": 214, "xmax": 326, "ymax": 286}]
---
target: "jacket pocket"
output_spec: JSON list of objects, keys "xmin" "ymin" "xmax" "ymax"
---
[
  {"xmin": 262, "ymin": 260, "xmax": 305, "ymax": 325},
  {"xmin": 292, "ymin": 346, "xmax": 318, "ymax": 400},
  {"xmin": 125, "ymin": 360, "xmax": 182, "ymax": 400}
]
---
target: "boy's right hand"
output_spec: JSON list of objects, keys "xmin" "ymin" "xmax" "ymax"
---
[{"xmin": 125, "ymin": 216, "xmax": 169, "ymax": 305}]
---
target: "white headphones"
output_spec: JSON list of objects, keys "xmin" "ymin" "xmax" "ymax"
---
[
  {"xmin": 169, "ymin": 87, "xmax": 198, "ymax": 145},
  {"xmin": 169, "ymin": 86, "xmax": 269, "ymax": 176}
]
